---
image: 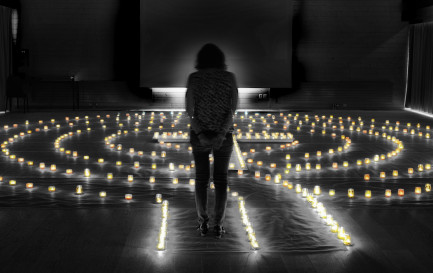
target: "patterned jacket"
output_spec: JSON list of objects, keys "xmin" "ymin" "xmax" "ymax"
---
[{"xmin": 186, "ymin": 68, "xmax": 238, "ymax": 134}]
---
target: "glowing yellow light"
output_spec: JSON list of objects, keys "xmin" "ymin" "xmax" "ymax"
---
[
  {"xmin": 398, "ymin": 188, "xmax": 404, "ymax": 196},
  {"xmin": 125, "ymin": 194, "xmax": 133, "ymax": 200},
  {"xmin": 380, "ymin": 172, "xmax": 386, "ymax": 179},
  {"xmin": 128, "ymin": 175, "xmax": 134, "ymax": 182},
  {"xmin": 408, "ymin": 168, "xmax": 414, "ymax": 174},
  {"xmin": 295, "ymin": 184, "xmax": 302, "ymax": 193},
  {"xmin": 270, "ymin": 163, "xmax": 276, "ymax": 168},
  {"xmin": 364, "ymin": 174, "xmax": 370, "ymax": 181},
  {"xmin": 257, "ymin": 161, "xmax": 263, "ymax": 166},
  {"xmin": 425, "ymin": 183, "xmax": 431, "ymax": 192},
  {"xmin": 385, "ymin": 189, "xmax": 392, "ymax": 197},
  {"xmin": 84, "ymin": 168, "xmax": 90, "ymax": 177},
  {"xmin": 329, "ymin": 189, "xmax": 335, "ymax": 196},
  {"xmin": 332, "ymin": 162, "xmax": 338, "ymax": 169},
  {"xmin": 134, "ymin": 161, "xmax": 140, "ymax": 169},
  {"xmin": 26, "ymin": 183, "xmax": 33, "ymax": 189},
  {"xmin": 117, "ymin": 161, "xmax": 122, "ymax": 166},
  {"xmin": 418, "ymin": 164, "xmax": 424, "ymax": 172},
  {"xmin": 149, "ymin": 176, "xmax": 155, "ymax": 183},
  {"xmin": 156, "ymin": 194, "xmax": 162, "ymax": 203},
  {"xmin": 392, "ymin": 170, "xmax": 398, "ymax": 177},
  {"xmin": 415, "ymin": 187, "xmax": 422, "ymax": 194},
  {"xmin": 83, "ymin": 155, "xmax": 89, "ymax": 160},
  {"xmin": 189, "ymin": 179, "xmax": 195, "ymax": 185},
  {"xmin": 316, "ymin": 164, "xmax": 321, "ymax": 170},
  {"xmin": 27, "ymin": 161, "xmax": 33, "ymax": 166},
  {"xmin": 9, "ymin": 180, "xmax": 16, "ymax": 185},
  {"xmin": 98, "ymin": 158, "xmax": 104, "ymax": 163},
  {"xmin": 365, "ymin": 190, "xmax": 372, "ymax": 198},
  {"xmin": 314, "ymin": 186, "xmax": 321, "ymax": 195},
  {"xmin": 39, "ymin": 163, "xmax": 46, "ymax": 169},
  {"xmin": 296, "ymin": 164, "xmax": 302, "ymax": 172}
]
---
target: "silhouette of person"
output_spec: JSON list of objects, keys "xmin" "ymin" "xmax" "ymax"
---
[{"xmin": 186, "ymin": 43, "xmax": 238, "ymax": 238}]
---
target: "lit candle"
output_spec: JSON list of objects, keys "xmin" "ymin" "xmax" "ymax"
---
[
  {"xmin": 415, "ymin": 187, "xmax": 422, "ymax": 194},
  {"xmin": 418, "ymin": 164, "xmax": 424, "ymax": 172},
  {"xmin": 26, "ymin": 183, "xmax": 33, "ymax": 189},
  {"xmin": 149, "ymin": 176, "xmax": 155, "ymax": 183},
  {"xmin": 316, "ymin": 164, "xmax": 321, "ymax": 170},
  {"xmin": 392, "ymin": 170, "xmax": 398, "ymax": 177},
  {"xmin": 365, "ymin": 190, "xmax": 372, "ymax": 198},
  {"xmin": 257, "ymin": 161, "xmax": 263, "ymax": 166},
  {"xmin": 48, "ymin": 186, "xmax": 56, "ymax": 192},
  {"xmin": 117, "ymin": 161, "xmax": 122, "ymax": 166},
  {"xmin": 332, "ymin": 162, "xmax": 338, "ymax": 169},
  {"xmin": 50, "ymin": 164, "xmax": 56, "ymax": 171},
  {"xmin": 40, "ymin": 162, "xmax": 46, "ymax": 169},
  {"xmin": 348, "ymin": 188, "xmax": 354, "ymax": 198},
  {"xmin": 238, "ymin": 170, "xmax": 243, "ymax": 175},
  {"xmin": 295, "ymin": 184, "xmax": 302, "ymax": 193},
  {"xmin": 156, "ymin": 194, "xmax": 162, "ymax": 203},
  {"xmin": 128, "ymin": 175, "xmax": 134, "ymax": 182},
  {"xmin": 314, "ymin": 186, "xmax": 321, "ymax": 195},
  {"xmin": 385, "ymin": 189, "xmax": 391, "ymax": 197},
  {"xmin": 380, "ymin": 172, "xmax": 386, "ymax": 179},
  {"xmin": 9, "ymin": 180, "xmax": 16, "ymax": 185},
  {"xmin": 255, "ymin": 171, "xmax": 260, "ymax": 178},
  {"xmin": 408, "ymin": 168, "xmax": 414, "ymax": 174},
  {"xmin": 329, "ymin": 189, "xmax": 335, "ymax": 196},
  {"xmin": 98, "ymin": 158, "xmax": 104, "ymax": 163},
  {"xmin": 125, "ymin": 194, "xmax": 133, "ymax": 200},
  {"xmin": 84, "ymin": 168, "xmax": 90, "ymax": 177},
  {"xmin": 99, "ymin": 191, "xmax": 106, "ymax": 198},
  {"xmin": 296, "ymin": 164, "xmax": 302, "ymax": 172},
  {"xmin": 134, "ymin": 161, "xmax": 140, "ymax": 168},
  {"xmin": 189, "ymin": 179, "xmax": 195, "ymax": 185},
  {"xmin": 270, "ymin": 163, "xmax": 276, "ymax": 168},
  {"xmin": 265, "ymin": 174, "xmax": 271, "ymax": 181},
  {"xmin": 364, "ymin": 174, "xmax": 370, "ymax": 181},
  {"xmin": 398, "ymin": 189, "xmax": 404, "ymax": 196}
]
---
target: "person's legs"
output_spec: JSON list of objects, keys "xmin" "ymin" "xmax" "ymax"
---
[
  {"xmin": 191, "ymin": 130, "xmax": 211, "ymax": 226},
  {"xmin": 212, "ymin": 133, "xmax": 233, "ymax": 226}
]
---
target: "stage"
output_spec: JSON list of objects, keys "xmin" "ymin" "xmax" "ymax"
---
[{"xmin": 0, "ymin": 109, "xmax": 433, "ymax": 273}]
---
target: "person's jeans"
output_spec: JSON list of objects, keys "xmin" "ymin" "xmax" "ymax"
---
[{"xmin": 190, "ymin": 130, "xmax": 233, "ymax": 226}]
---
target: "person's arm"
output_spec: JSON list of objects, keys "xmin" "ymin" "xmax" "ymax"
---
[
  {"xmin": 231, "ymin": 74, "xmax": 238, "ymax": 113},
  {"xmin": 185, "ymin": 75, "xmax": 194, "ymax": 118}
]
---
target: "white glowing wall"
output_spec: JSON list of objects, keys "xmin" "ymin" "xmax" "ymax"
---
[{"xmin": 140, "ymin": 0, "xmax": 293, "ymax": 88}]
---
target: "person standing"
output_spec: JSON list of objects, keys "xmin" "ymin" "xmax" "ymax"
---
[{"xmin": 185, "ymin": 43, "xmax": 238, "ymax": 238}]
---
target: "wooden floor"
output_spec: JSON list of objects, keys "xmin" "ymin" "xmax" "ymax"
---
[{"xmin": 1, "ymin": 109, "xmax": 433, "ymax": 273}]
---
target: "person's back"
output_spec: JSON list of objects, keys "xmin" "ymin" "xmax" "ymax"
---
[{"xmin": 187, "ymin": 68, "xmax": 236, "ymax": 135}]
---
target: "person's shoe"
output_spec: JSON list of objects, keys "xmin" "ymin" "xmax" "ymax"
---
[
  {"xmin": 197, "ymin": 222, "xmax": 209, "ymax": 236},
  {"xmin": 214, "ymin": 225, "xmax": 226, "ymax": 239}
]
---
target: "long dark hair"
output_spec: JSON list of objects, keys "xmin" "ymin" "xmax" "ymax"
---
[{"xmin": 195, "ymin": 43, "xmax": 227, "ymax": 70}]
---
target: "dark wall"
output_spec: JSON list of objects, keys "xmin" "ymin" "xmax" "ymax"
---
[
  {"xmin": 20, "ymin": 0, "xmax": 408, "ymax": 108},
  {"xmin": 20, "ymin": 0, "xmax": 139, "ymax": 82},
  {"xmin": 292, "ymin": 0, "xmax": 408, "ymax": 107}
]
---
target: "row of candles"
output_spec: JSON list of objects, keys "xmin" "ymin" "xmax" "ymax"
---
[{"xmin": 237, "ymin": 196, "xmax": 260, "ymax": 250}]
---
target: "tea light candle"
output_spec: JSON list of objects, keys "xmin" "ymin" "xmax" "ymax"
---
[
  {"xmin": 418, "ymin": 164, "xmax": 424, "ymax": 172},
  {"xmin": 128, "ymin": 175, "xmax": 134, "ymax": 182},
  {"xmin": 329, "ymin": 149, "xmax": 334, "ymax": 154},
  {"xmin": 385, "ymin": 189, "xmax": 392, "ymax": 197},
  {"xmin": 294, "ymin": 184, "xmax": 302, "ymax": 193},
  {"xmin": 189, "ymin": 179, "xmax": 195, "ymax": 185},
  {"xmin": 84, "ymin": 168, "xmax": 90, "ymax": 177},
  {"xmin": 39, "ymin": 163, "xmax": 46, "ymax": 169},
  {"xmin": 134, "ymin": 162, "xmax": 140, "ymax": 168},
  {"xmin": 48, "ymin": 186, "xmax": 56, "ymax": 192},
  {"xmin": 116, "ymin": 161, "xmax": 122, "ymax": 166},
  {"xmin": 348, "ymin": 188, "xmax": 354, "ymax": 198},
  {"xmin": 99, "ymin": 191, "xmax": 106, "ymax": 198},
  {"xmin": 392, "ymin": 170, "xmax": 398, "ymax": 177},
  {"xmin": 343, "ymin": 161, "xmax": 349, "ymax": 168},
  {"xmin": 9, "ymin": 180, "xmax": 16, "ymax": 185},
  {"xmin": 83, "ymin": 155, "xmax": 89, "ymax": 160},
  {"xmin": 257, "ymin": 161, "xmax": 263, "ymax": 166},
  {"xmin": 27, "ymin": 161, "xmax": 33, "ymax": 166},
  {"xmin": 415, "ymin": 187, "xmax": 422, "ymax": 194},
  {"xmin": 270, "ymin": 163, "xmax": 276, "ymax": 168},
  {"xmin": 380, "ymin": 172, "xmax": 386, "ymax": 179},
  {"xmin": 169, "ymin": 163, "xmax": 175, "ymax": 171},
  {"xmin": 296, "ymin": 164, "xmax": 302, "ymax": 172},
  {"xmin": 156, "ymin": 194, "xmax": 162, "ymax": 203},
  {"xmin": 329, "ymin": 189, "xmax": 335, "ymax": 196},
  {"xmin": 149, "ymin": 176, "xmax": 155, "ymax": 183},
  {"xmin": 364, "ymin": 174, "xmax": 370, "ymax": 181},
  {"xmin": 398, "ymin": 189, "xmax": 404, "ymax": 196},
  {"xmin": 314, "ymin": 186, "xmax": 321, "ymax": 195},
  {"xmin": 125, "ymin": 194, "xmax": 133, "ymax": 200},
  {"xmin": 365, "ymin": 190, "xmax": 372, "ymax": 198},
  {"xmin": 26, "ymin": 183, "xmax": 33, "ymax": 189},
  {"xmin": 408, "ymin": 168, "xmax": 414, "ymax": 174},
  {"xmin": 265, "ymin": 174, "xmax": 271, "ymax": 181},
  {"xmin": 316, "ymin": 164, "xmax": 321, "ymax": 170},
  {"xmin": 255, "ymin": 171, "xmax": 260, "ymax": 178},
  {"xmin": 332, "ymin": 162, "xmax": 338, "ymax": 169},
  {"xmin": 98, "ymin": 158, "xmax": 104, "ymax": 163},
  {"xmin": 305, "ymin": 153, "xmax": 310, "ymax": 159},
  {"xmin": 50, "ymin": 164, "xmax": 56, "ymax": 171},
  {"xmin": 425, "ymin": 183, "xmax": 431, "ymax": 192}
]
